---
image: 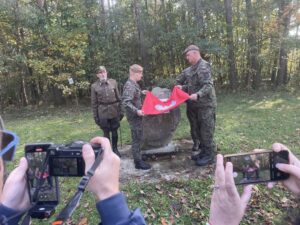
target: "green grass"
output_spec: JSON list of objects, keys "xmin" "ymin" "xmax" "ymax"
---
[{"xmin": 2, "ymin": 90, "xmax": 300, "ymax": 224}]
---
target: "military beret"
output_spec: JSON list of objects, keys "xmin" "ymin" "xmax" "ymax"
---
[{"xmin": 183, "ymin": 45, "xmax": 200, "ymax": 55}]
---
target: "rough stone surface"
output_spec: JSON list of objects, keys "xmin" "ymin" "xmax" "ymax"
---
[{"xmin": 141, "ymin": 87, "xmax": 181, "ymax": 152}]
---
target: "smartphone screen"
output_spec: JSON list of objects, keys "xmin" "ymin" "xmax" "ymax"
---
[
  {"xmin": 224, "ymin": 150, "xmax": 289, "ymax": 185},
  {"xmin": 25, "ymin": 144, "xmax": 59, "ymax": 204}
]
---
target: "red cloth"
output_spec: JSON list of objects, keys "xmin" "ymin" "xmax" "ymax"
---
[{"xmin": 142, "ymin": 87, "xmax": 189, "ymax": 115}]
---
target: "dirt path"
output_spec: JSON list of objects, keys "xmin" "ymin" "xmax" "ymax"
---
[{"xmin": 119, "ymin": 139, "xmax": 215, "ymax": 184}]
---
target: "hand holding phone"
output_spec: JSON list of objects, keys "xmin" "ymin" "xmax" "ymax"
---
[
  {"xmin": 25, "ymin": 143, "xmax": 59, "ymax": 219},
  {"xmin": 1, "ymin": 157, "xmax": 30, "ymax": 211},
  {"xmin": 224, "ymin": 150, "xmax": 290, "ymax": 185},
  {"xmin": 270, "ymin": 143, "xmax": 300, "ymax": 195}
]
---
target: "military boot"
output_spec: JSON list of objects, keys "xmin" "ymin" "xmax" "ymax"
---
[
  {"xmin": 112, "ymin": 133, "xmax": 121, "ymax": 158},
  {"xmin": 191, "ymin": 150, "xmax": 205, "ymax": 161},
  {"xmin": 192, "ymin": 140, "xmax": 200, "ymax": 151},
  {"xmin": 134, "ymin": 160, "xmax": 151, "ymax": 170},
  {"xmin": 195, "ymin": 152, "xmax": 215, "ymax": 166}
]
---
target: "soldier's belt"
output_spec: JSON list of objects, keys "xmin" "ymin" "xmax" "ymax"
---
[{"xmin": 99, "ymin": 100, "xmax": 120, "ymax": 105}]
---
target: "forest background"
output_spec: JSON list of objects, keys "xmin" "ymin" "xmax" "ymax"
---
[{"xmin": 0, "ymin": 0, "xmax": 299, "ymax": 109}]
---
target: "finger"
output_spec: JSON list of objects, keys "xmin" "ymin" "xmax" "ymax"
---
[
  {"xmin": 82, "ymin": 144, "xmax": 95, "ymax": 172},
  {"xmin": 253, "ymin": 149, "xmax": 267, "ymax": 153},
  {"xmin": 267, "ymin": 182, "xmax": 276, "ymax": 189},
  {"xmin": 272, "ymin": 143, "xmax": 300, "ymax": 167},
  {"xmin": 276, "ymin": 163, "xmax": 300, "ymax": 180},
  {"xmin": 272, "ymin": 143, "xmax": 288, "ymax": 152},
  {"xmin": 12, "ymin": 157, "xmax": 28, "ymax": 178},
  {"xmin": 18, "ymin": 157, "xmax": 28, "ymax": 173},
  {"xmin": 225, "ymin": 161, "xmax": 239, "ymax": 197},
  {"xmin": 90, "ymin": 137, "xmax": 112, "ymax": 153},
  {"xmin": 240, "ymin": 185, "xmax": 253, "ymax": 211},
  {"xmin": 214, "ymin": 154, "xmax": 225, "ymax": 187}
]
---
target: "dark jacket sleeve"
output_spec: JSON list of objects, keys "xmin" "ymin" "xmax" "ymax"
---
[
  {"xmin": 97, "ymin": 193, "xmax": 147, "ymax": 225},
  {"xmin": 0, "ymin": 204, "xmax": 23, "ymax": 225}
]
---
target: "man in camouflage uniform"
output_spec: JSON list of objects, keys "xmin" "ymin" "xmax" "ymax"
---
[
  {"xmin": 122, "ymin": 64, "xmax": 151, "ymax": 170},
  {"xmin": 91, "ymin": 66, "xmax": 122, "ymax": 157},
  {"xmin": 176, "ymin": 45, "xmax": 217, "ymax": 166}
]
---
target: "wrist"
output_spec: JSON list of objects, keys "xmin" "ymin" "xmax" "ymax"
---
[{"xmin": 95, "ymin": 188, "xmax": 119, "ymax": 201}]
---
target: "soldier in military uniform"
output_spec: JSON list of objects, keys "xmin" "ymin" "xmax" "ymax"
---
[
  {"xmin": 91, "ymin": 66, "xmax": 122, "ymax": 157},
  {"xmin": 122, "ymin": 64, "xmax": 151, "ymax": 170},
  {"xmin": 176, "ymin": 45, "xmax": 217, "ymax": 166}
]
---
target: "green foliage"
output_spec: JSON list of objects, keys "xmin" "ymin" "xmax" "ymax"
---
[{"xmin": 0, "ymin": 0, "xmax": 299, "ymax": 108}]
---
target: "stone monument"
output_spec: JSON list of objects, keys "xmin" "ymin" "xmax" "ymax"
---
[{"xmin": 141, "ymin": 87, "xmax": 181, "ymax": 155}]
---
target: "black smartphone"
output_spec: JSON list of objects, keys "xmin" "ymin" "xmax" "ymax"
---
[
  {"xmin": 224, "ymin": 150, "xmax": 289, "ymax": 185},
  {"xmin": 25, "ymin": 143, "xmax": 60, "ymax": 219}
]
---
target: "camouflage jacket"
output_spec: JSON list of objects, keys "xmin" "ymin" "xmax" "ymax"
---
[
  {"xmin": 91, "ymin": 79, "xmax": 122, "ymax": 120},
  {"xmin": 176, "ymin": 59, "xmax": 217, "ymax": 107},
  {"xmin": 122, "ymin": 79, "xmax": 142, "ymax": 121}
]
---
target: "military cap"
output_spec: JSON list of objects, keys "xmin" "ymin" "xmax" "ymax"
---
[
  {"xmin": 183, "ymin": 45, "xmax": 200, "ymax": 55},
  {"xmin": 97, "ymin": 66, "xmax": 106, "ymax": 72}
]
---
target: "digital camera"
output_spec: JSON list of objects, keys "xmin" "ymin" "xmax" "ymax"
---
[
  {"xmin": 25, "ymin": 141, "xmax": 102, "ymax": 219},
  {"xmin": 47, "ymin": 141, "xmax": 102, "ymax": 177}
]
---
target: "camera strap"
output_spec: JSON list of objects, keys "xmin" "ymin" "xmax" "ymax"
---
[{"xmin": 52, "ymin": 150, "xmax": 104, "ymax": 225}]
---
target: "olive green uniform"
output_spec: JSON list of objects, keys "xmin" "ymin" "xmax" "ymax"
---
[
  {"xmin": 176, "ymin": 58, "xmax": 217, "ymax": 157},
  {"xmin": 91, "ymin": 79, "xmax": 122, "ymax": 154}
]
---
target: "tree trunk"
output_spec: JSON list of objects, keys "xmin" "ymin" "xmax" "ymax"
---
[
  {"xmin": 133, "ymin": 0, "xmax": 149, "ymax": 75},
  {"xmin": 194, "ymin": 0, "xmax": 204, "ymax": 37},
  {"xmin": 276, "ymin": 0, "xmax": 292, "ymax": 86},
  {"xmin": 245, "ymin": 0, "xmax": 261, "ymax": 89},
  {"xmin": 224, "ymin": 0, "xmax": 238, "ymax": 90},
  {"xmin": 14, "ymin": 0, "xmax": 29, "ymax": 105}
]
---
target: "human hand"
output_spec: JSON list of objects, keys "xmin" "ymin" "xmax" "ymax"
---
[
  {"xmin": 189, "ymin": 93, "xmax": 198, "ymax": 101},
  {"xmin": 142, "ymin": 90, "xmax": 148, "ymax": 95},
  {"xmin": 82, "ymin": 137, "xmax": 120, "ymax": 201},
  {"xmin": 137, "ymin": 110, "xmax": 145, "ymax": 116},
  {"xmin": 209, "ymin": 154, "xmax": 252, "ymax": 225},
  {"xmin": 268, "ymin": 143, "xmax": 300, "ymax": 196},
  {"xmin": 1, "ymin": 157, "xmax": 30, "ymax": 211},
  {"xmin": 176, "ymin": 85, "xmax": 182, "ymax": 90}
]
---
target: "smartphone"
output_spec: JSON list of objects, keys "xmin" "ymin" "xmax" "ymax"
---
[
  {"xmin": 25, "ymin": 143, "xmax": 60, "ymax": 219},
  {"xmin": 224, "ymin": 150, "xmax": 289, "ymax": 185}
]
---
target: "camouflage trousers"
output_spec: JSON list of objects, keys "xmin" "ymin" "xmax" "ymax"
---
[
  {"xmin": 186, "ymin": 104, "xmax": 216, "ymax": 155},
  {"xmin": 128, "ymin": 117, "xmax": 143, "ymax": 162}
]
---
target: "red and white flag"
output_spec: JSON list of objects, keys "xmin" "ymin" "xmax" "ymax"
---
[{"xmin": 142, "ymin": 86, "xmax": 189, "ymax": 115}]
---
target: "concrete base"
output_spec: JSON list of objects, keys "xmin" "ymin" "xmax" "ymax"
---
[{"xmin": 141, "ymin": 142, "xmax": 178, "ymax": 156}]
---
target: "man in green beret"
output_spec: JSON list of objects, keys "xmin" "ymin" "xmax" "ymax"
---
[{"xmin": 176, "ymin": 45, "xmax": 217, "ymax": 166}]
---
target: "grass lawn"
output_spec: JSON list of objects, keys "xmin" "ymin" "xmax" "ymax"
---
[{"xmin": 2, "ymin": 90, "xmax": 300, "ymax": 225}]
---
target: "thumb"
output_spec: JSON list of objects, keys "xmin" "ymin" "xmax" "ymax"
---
[
  {"xmin": 276, "ymin": 163, "xmax": 300, "ymax": 179},
  {"xmin": 18, "ymin": 157, "xmax": 28, "ymax": 171},
  {"xmin": 240, "ymin": 184, "xmax": 253, "ymax": 211},
  {"xmin": 13, "ymin": 157, "xmax": 28, "ymax": 177},
  {"xmin": 82, "ymin": 144, "xmax": 95, "ymax": 172}
]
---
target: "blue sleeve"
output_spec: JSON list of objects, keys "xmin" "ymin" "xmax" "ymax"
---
[
  {"xmin": 0, "ymin": 204, "xmax": 22, "ymax": 224},
  {"xmin": 96, "ymin": 192, "xmax": 147, "ymax": 225}
]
